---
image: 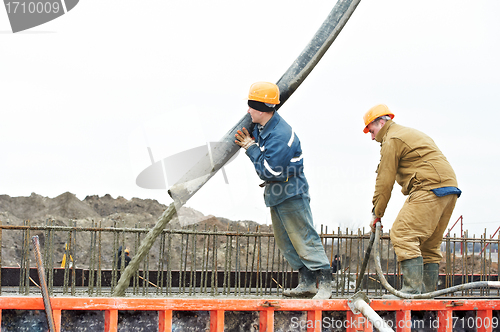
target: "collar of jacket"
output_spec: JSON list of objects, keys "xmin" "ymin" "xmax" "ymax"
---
[
  {"xmin": 375, "ymin": 119, "xmax": 395, "ymax": 143},
  {"xmin": 259, "ymin": 111, "xmax": 281, "ymax": 139}
]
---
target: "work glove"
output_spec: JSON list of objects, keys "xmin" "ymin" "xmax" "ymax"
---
[
  {"xmin": 235, "ymin": 127, "xmax": 256, "ymax": 150},
  {"xmin": 370, "ymin": 213, "xmax": 382, "ymax": 233}
]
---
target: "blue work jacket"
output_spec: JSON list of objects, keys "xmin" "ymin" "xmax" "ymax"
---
[{"xmin": 246, "ymin": 112, "xmax": 309, "ymax": 207}]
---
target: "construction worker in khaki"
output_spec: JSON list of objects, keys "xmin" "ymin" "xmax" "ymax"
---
[
  {"xmin": 363, "ymin": 104, "xmax": 461, "ymax": 298},
  {"xmin": 235, "ymin": 82, "xmax": 332, "ymax": 299}
]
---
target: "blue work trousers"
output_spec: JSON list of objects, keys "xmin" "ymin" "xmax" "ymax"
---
[{"xmin": 270, "ymin": 193, "xmax": 330, "ymax": 271}]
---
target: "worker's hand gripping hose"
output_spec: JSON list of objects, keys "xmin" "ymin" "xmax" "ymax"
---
[
  {"xmin": 370, "ymin": 213, "xmax": 381, "ymax": 233},
  {"xmin": 235, "ymin": 128, "xmax": 255, "ymax": 150},
  {"xmin": 373, "ymin": 222, "xmax": 500, "ymax": 299}
]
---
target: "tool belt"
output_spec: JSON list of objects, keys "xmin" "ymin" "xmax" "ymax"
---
[{"xmin": 259, "ymin": 174, "xmax": 294, "ymax": 188}]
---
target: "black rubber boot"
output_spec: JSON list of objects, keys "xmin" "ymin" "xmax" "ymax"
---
[
  {"xmin": 312, "ymin": 268, "xmax": 332, "ymax": 299},
  {"xmin": 283, "ymin": 267, "xmax": 317, "ymax": 298},
  {"xmin": 423, "ymin": 263, "xmax": 439, "ymax": 294},
  {"xmin": 383, "ymin": 256, "xmax": 423, "ymax": 299}
]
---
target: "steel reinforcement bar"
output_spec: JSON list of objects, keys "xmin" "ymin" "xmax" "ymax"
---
[
  {"xmin": 1, "ymin": 222, "xmax": 499, "ymax": 298},
  {"xmin": 0, "ymin": 297, "xmax": 500, "ymax": 332}
]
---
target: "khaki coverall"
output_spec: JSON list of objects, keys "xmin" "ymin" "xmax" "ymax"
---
[{"xmin": 372, "ymin": 120, "xmax": 458, "ymax": 263}]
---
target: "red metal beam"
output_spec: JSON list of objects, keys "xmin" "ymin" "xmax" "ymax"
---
[
  {"xmin": 306, "ymin": 310, "xmax": 322, "ymax": 332},
  {"xmin": 396, "ymin": 310, "xmax": 411, "ymax": 332},
  {"xmin": 104, "ymin": 309, "xmax": 118, "ymax": 332},
  {"xmin": 159, "ymin": 310, "xmax": 172, "ymax": 332},
  {"xmin": 1, "ymin": 297, "xmax": 499, "ymax": 332},
  {"xmin": 210, "ymin": 310, "xmax": 224, "ymax": 332},
  {"xmin": 259, "ymin": 309, "xmax": 274, "ymax": 332},
  {"xmin": 2, "ymin": 297, "xmax": 500, "ymax": 311},
  {"xmin": 437, "ymin": 310, "xmax": 452, "ymax": 332},
  {"xmin": 477, "ymin": 310, "xmax": 493, "ymax": 332},
  {"xmin": 479, "ymin": 226, "xmax": 500, "ymax": 255},
  {"xmin": 53, "ymin": 309, "xmax": 61, "ymax": 332}
]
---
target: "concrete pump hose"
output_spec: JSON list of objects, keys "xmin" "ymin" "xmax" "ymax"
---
[{"xmin": 373, "ymin": 222, "xmax": 500, "ymax": 299}]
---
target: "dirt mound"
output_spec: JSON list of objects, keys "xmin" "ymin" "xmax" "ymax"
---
[
  {"xmin": 83, "ymin": 194, "xmax": 166, "ymax": 218},
  {"xmin": 439, "ymin": 255, "xmax": 498, "ymax": 274},
  {"xmin": 0, "ymin": 192, "xmax": 241, "ymax": 227},
  {"xmin": 0, "ymin": 192, "xmax": 100, "ymax": 220},
  {"xmin": 0, "ymin": 192, "xmax": 269, "ymax": 267}
]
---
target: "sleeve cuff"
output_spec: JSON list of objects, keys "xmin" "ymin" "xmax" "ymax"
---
[{"xmin": 245, "ymin": 144, "xmax": 260, "ymax": 160}]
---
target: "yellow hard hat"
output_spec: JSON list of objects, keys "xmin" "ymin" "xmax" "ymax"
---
[
  {"xmin": 247, "ymin": 82, "xmax": 280, "ymax": 105},
  {"xmin": 363, "ymin": 104, "xmax": 394, "ymax": 133}
]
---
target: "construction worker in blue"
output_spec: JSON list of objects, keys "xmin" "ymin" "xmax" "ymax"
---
[{"xmin": 235, "ymin": 82, "xmax": 332, "ymax": 299}]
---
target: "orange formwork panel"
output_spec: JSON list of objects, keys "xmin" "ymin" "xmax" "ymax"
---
[
  {"xmin": 260, "ymin": 309, "xmax": 274, "ymax": 332},
  {"xmin": 210, "ymin": 310, "xmax": 224, "ymax": 332},
  {"xmin": 159, "ymin": 310, "xmax": 173, "ymax": 332},
  {"xmin": 104, "ymin": 309, "xmax": 118, "ymax": 332},
  {"xmin": 0, "ymin": 297, "xmax": 500, "ymax": 331},
  {"xmin": 53, "ymin": 309, "xmax": 61, "ymax": 332}
]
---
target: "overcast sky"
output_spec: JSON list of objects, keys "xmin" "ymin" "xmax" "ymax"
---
[{"xmin": 1, "ymin": 1, "xmax": 499, "ymax": 237}]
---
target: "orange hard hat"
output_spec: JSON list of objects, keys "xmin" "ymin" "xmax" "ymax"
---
[
  {"xmin": 363, "ymin": 104, "xmax": 394, "ymax": 133},
  {"xmin": 247, "ymin": 82, "xmax": 280, "ymax": 105},
  {"xmin": 124, "ymin": 248, "xmax": 130, "ymax": 254}
]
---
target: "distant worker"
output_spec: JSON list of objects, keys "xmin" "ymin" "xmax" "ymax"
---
[
  {"xmin": 331, "ymin": 255, "xmax": 341, "ymax": 274},
  {"xmin": 235, "ymin": 82, "xmax": 332, "ymax": 299},
  {"xmin": 60, "ymin": 242, "xmax": 73, "ymax": 268},
  {"xmin": 363, "ymin": 104, "xmax": 461, "ymax": 298},
  {"xmin": 116, "ymin": 246, "xmax": 131, "ymax": 270}
]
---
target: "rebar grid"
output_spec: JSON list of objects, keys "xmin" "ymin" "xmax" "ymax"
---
[{"xmin": 0, "ymin": 221, "xmax": 498, "ymax": 298}]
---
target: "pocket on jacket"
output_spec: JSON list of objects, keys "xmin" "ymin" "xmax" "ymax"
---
[
  {"xmin": 422, "ymin": 161, "xmax": 442, "ymax": 183},
  {"xmin": 403, "ymin": 173, "xmax": 421, "ymax": 194}
]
